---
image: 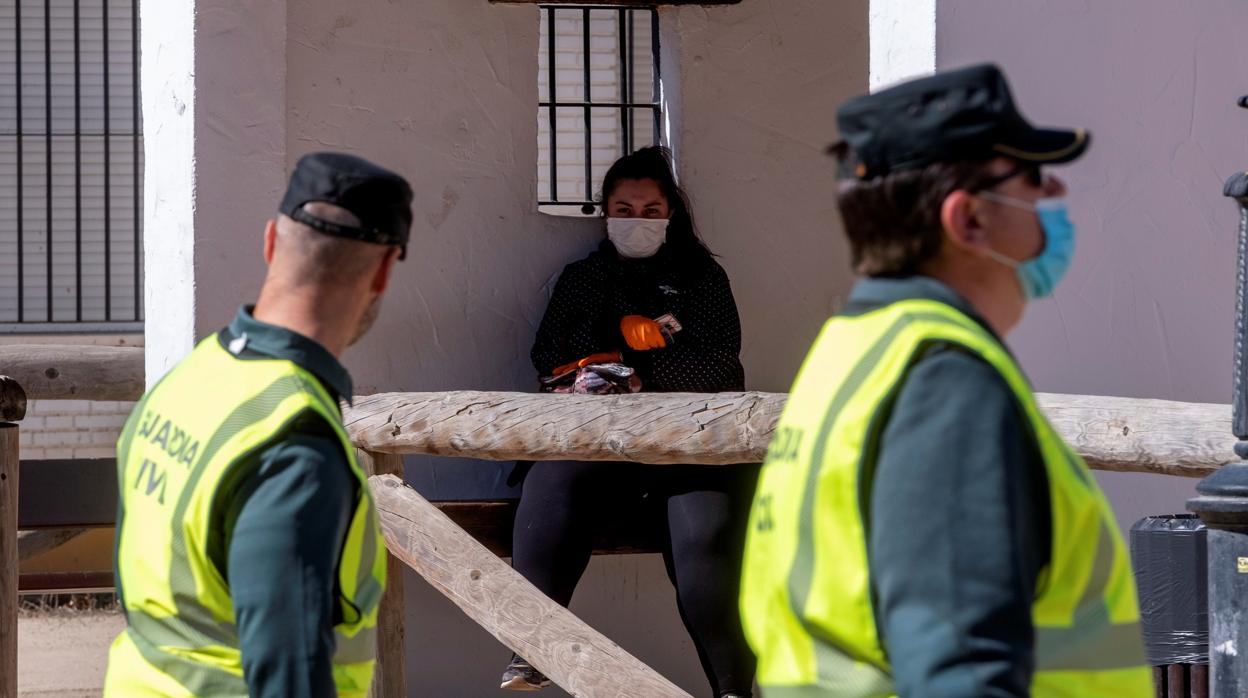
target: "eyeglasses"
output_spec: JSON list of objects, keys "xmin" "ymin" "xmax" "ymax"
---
[{"xmin": 973, "ymin": 163, "xmax": 1044, "ymax": 192}]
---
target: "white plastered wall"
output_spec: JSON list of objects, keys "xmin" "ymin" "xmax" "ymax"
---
[
  {"xmin": 869, "ymin": 0, "xmax": 935, "ymax": 91},
  {"xmin": 868, "ymin": 0, "xmax": 1240, "ymax": 533},
  {"xmin": 669, "ymin": 0, "xmax": 868, "ymax": 392},
  {"xmin": 144, "ymin": 0, "xmax": 868, "ymax": 693},
  {"xmin": 933, "ymin": 1, "xmax": 1248, "ymax": 532},
  {"xmin": 139, "ymin": 0, "xmax": 197, "ymax": 382}
]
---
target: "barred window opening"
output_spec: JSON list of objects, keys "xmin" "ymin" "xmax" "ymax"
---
[
  {"xmin": 538, "ymin": 4, "xmax": 661, "ymax": 218},
  {"xmin": 0, "ymin": 0, "xmax": 144, "ymax": 329}
]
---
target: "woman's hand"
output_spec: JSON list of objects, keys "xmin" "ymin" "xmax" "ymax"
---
[
  {"xmin": 552, "ymin": 351, "xmax": 623, "ymax": 376},
  {"xmin": 620, "ymin": 315, "xmax": 667, "ymax": 351}
]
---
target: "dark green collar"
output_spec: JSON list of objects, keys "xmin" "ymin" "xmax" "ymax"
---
[
  {"xmin": 221, "ymin": 305, "xmax": 354, "ymax": 404},
  {"xmin": 846, "ymin": 275, "xmax": 1002, "ymax": 342}
]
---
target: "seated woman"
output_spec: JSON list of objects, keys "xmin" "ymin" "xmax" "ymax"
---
[{"xmin": 502, "ymin": 147, "xmax": 757, "ymax": 697}]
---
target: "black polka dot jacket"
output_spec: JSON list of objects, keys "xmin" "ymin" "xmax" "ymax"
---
[{"xmin": 531, "ymin": 240, "xmax": 746, "ymax": 393}]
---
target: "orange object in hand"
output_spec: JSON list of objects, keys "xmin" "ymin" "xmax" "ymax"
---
[
  {"xmin": 552, "ymin": 351, "xmax": 623, "ymax": 376},
  {"xmin": 620, "ymin": 315, "xmax": 667, "ymax": 351}
]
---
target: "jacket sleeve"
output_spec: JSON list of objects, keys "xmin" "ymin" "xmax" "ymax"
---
[
  {"xmin": 868, "ymin": 347, "xmax": 1051, "ymax": 698},
  {"xmin": 649, "ymin": 261, "xmax": 745, "ymax": 391},
  {"xmin": 531, "ymin": 262, "xmax": 616, "ymax": 376},
  {"xmin": 222, "ymin": 429, "xmax": 356, "ymax": 698}
]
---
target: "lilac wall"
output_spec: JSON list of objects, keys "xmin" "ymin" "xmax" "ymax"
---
[{"xmin": 937, "ymin": 0, "xmax": 1248, "ymax": 528}]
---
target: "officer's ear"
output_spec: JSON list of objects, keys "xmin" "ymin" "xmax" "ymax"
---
[
  {"xmin": 370, "ymin": 246, "xmax": 401, "ymax": 295},
  {"xmin": 263, "ymin": 219, "xmax": 278, "ymax": 265},
  {"xmin": 939, "ymin": 189, "xmax": 990, "ymax": 253}
]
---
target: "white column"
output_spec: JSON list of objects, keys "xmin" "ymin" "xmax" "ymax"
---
[
  {"xmin": 140, "ymin": 0, "xmax": 287, "ymax": 385},
  {"xmin": 869, "ymin": 0, "xmax": 936, "ymax": 92},
  {"xmin": 140, "ymin": 0, "xmax": 196, "ymax": 384}
]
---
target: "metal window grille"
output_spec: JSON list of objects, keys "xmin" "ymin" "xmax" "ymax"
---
[
  {"xmin": 0, "ymin": 0, "xmax": 143, "ymax": 330},
  {"xmin": 538, "ymin": 4, "xmax": 660, "ymax": 217}
]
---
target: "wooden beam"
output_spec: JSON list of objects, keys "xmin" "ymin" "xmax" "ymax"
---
[
  {"xmin": 18, "ymin": 529, "xmax": 90, "ymax": 564},
  {"xmin": 1036, "ymin": 393, "xmax": 1231, "ymax": 477},
  {"xmin": 1, "ymin": 423, "xmax": 18, "ymax": 698},
  {"xmin": 369, "ymin": 474, "xmax": 693, "ymax": 698},
  {"xmin": 346, "ymin": 390, "xmax": 1235, "ymax": 477},
  {"xmin": 0, "ymin": 378, "xmax": 25, "ymax": 422},
  {"xmin": 0, "ymin": 345, "xmax": 144, "ymax": 401},
  {"xmin": 357, "ymin": 451, "xmax": 408, "ymax": 698},
  {"xmin": 346, "ymin": 391, "xmax": 782, "ymax": 465},
  {"xmin": 10, "ymin": 454, "xmax": 661, "ymax": 556},
  {"xmin": 18, "ymin": 571, "xmax": 114, "ymax": 595},
  {"xmin": 0, "ymin": 345, "xmax": 1229, "ymax": 475}
]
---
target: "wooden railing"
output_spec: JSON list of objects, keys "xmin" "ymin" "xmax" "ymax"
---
[
  {"xmin": 0, "ymin": 345, "xmax": 144, "ymax": 401},
  {"xmin": 345, "ymin": 389, "xmax": 1234, "ymax": 476},
  {"xmin": 342, "ymin": 389, "xmax": 1232, "ymax": 696},
  {"xmin": 0, "ymin": 343, "xmax": 1234, "ymax": 696}
]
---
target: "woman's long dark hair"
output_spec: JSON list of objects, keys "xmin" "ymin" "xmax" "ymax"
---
[{"xmin": 599, "ymin": 146, "xmax": 714, "ymax": 263}]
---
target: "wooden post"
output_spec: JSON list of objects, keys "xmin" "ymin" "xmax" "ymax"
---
[
  {"xmin": 0, "ymin": 377, "xmax": 25, "ymax": 423},
  {"xmin": 0, "ymin": 377, "xmax": 23, "ymax": 698},
  {"xmin": 1, "ymin": 421, "xmax": 19, "ymax": 698},
  {"xmin": 357, "ymin": 450, "xmax": 407, "ymax": 698}
]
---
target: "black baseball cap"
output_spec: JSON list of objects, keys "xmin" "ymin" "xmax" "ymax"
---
[
  {"xmin": 279, "ymin": 152, "xmax": 414, "ymax": 259},
  {"xmin": 835, "ymin": 63, "xmax": 1089, "ymax": 179}
]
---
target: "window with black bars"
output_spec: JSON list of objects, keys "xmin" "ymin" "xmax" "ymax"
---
[
  {"xmin": 538, "ymin": 4, "xmax": 660, "ymax": 217},
  {"xmin": 0, "ymin": 0, "xmax": 143, "ymax": 329}
]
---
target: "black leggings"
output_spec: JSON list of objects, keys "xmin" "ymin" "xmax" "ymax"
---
[{"xmin": 511, "ymin": 460, "xmax": 759, "ymax": 697}]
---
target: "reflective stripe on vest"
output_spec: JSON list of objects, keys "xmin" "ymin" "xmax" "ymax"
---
[
  {"xmin": 104, "ymin": 334, "xmax": 386, "ymax": 697},
  {"xmin": 739, "ymin": 299, "xmax": 1151, "ymax": 697}
]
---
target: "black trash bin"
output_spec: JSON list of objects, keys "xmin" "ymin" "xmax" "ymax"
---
[{"xmin": 1130, "ymin": 514, "xmax": 1209, "ymax": 697}]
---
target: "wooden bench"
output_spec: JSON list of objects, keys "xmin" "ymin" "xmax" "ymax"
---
[{"xmin": 15, "ymin": 457, "xmax": 668, "ymax": 590}]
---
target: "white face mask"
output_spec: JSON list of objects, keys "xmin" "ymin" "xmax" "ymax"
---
[{"xmin": 606, "ymin": 217, "xmax": 669, "ymax": 258}]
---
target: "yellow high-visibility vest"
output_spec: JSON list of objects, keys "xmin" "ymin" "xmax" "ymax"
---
[
  {"xmin": 740, "ymin": 298, "xmax": 1151, "ymax": 697},
  {"xmin": 104, "ymin": 334, "xmax": 385, "ymax": 697}
]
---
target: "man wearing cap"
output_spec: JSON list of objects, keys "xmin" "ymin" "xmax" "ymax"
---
[
  {"xmin": 104, "ymin": 152, "xmax": 413, "ymax": 697},
  {"xmin": 739, "ymin": 65, "xmax": 1152, "ymax": 696}
]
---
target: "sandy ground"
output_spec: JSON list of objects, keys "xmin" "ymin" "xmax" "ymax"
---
[{"xmin": 17, "ymin": 611, "xmax": 125, "ymax": 697}]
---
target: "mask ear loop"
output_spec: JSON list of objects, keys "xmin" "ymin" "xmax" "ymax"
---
[
  {"xmin": 973, "ymin": 191, "xmax": 1030, "ymax": 270},
  {"xmin": 977, "ymin": 190, "xmax": 1037, "ymax": 212},
  {"xmin": 982, "ymin": 247, "xmax": 1022, "ymax": 270}
]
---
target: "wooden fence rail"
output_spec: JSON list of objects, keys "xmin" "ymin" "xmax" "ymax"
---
[
  {"xmin": 348, "ymin": 389, "xmax": 1234, "ymax": 695},
  {"xmin": 0, "ymin": 345, "xmax": 143, "ymax": 402},
  {"xmin": 345, "ymin": 390, "xmax": 1234, "ymax": 477},
  {"xmin": 1, "ymin": 342, "xmax": 1230, "ymax": 476}
]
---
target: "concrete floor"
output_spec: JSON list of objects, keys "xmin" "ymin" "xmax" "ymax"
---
[{"xmin": 17, "ymin": 611, "xmax": 124, "ymax": 697}]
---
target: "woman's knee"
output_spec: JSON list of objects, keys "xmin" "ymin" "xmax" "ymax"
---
[{"xmin": 668, "ymin": 490, "xmax": 749, "ymax": 558}]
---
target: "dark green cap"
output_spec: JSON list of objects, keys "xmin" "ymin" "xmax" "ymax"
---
[
  {"xmin": 279, "ymin": 152, "xmax": 414, "ymax": 259},
  {"xmin": 836, "ymin": 63, "xmax": 1089, "ymax": 179}
]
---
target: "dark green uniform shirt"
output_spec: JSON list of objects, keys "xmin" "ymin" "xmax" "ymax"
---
[
  {"xmin": 209, "ymin": 306, "xmax": 358, "ymax": 698},
  {"xmin": 852, "ymin": 276, "xmax": 1052, "ymax": 698}
]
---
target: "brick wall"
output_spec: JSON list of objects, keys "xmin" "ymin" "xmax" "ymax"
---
[{"xmin": 17, "ymin": 399, "xmax": 134, "ymax": 460}]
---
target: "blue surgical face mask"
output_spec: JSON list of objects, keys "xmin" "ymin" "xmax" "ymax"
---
[{"xmin": 977, "ymin": 193, "xmax": 1076, "ymax": 300}]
